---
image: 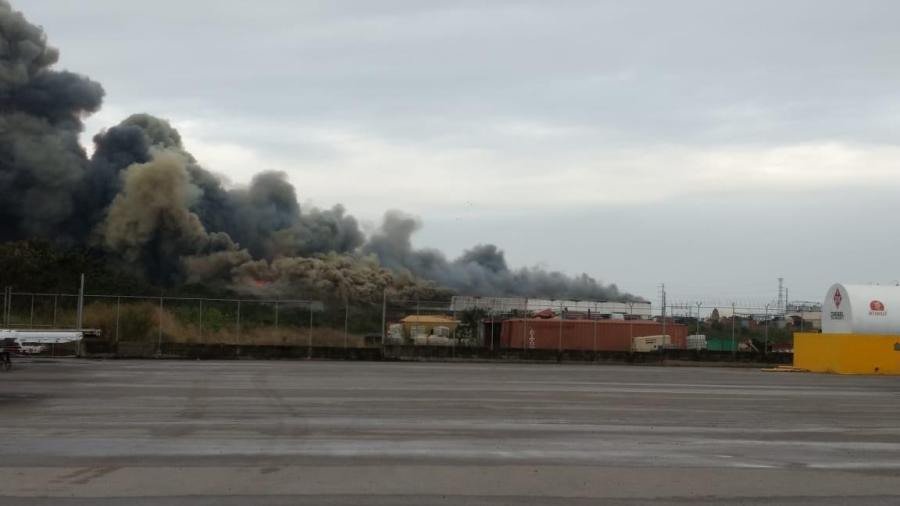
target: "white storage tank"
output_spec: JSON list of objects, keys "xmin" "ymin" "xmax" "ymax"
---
[{"xmin": 822, "ymin": 283, "xmax": 900, "ymax": 335}]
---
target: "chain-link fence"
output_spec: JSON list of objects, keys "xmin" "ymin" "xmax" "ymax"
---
[
  {"xmin": 1, "ymin": 287, "xmax": 803, "ymax": 359},
  {"xmin": 661, "ymin": 301, "xmax": 817, "ymax": 353},
  {"xmin": 1, "ymin": 289, "xmax": 330, "ymax": 355}
]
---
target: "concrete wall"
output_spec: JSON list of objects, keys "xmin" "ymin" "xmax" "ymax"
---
[
  {"xmin": 794, "ymin": 332, "xmax": 900, "ymax": 375},
  {"xmin": 81, "ymin": 337, "xmax": 791, "ymax": 364}
]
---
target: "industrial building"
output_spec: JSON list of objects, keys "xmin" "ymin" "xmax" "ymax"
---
[
  {"xmin": 794, "ymin": 283, "xmax": 900, "ymax": 375},
  {"xmin": 450, "ymin": 296, "xmax": 652, "ymax": 320}
]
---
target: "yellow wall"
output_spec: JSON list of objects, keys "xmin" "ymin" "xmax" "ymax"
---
[
  {"xmin": 400, "ymin": 316, "xmax": 459, "ymax": 338},
  {"xmin": 794, "ymin": 332, "xmax": 900, "ymax": 375}
]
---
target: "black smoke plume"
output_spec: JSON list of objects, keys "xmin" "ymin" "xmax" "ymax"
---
[
  {"xmin": 364, "ymin": 211, "xmax": 630, "ymax": 299},
  {"xmin": 0, "ymin": 0, "xmax": 104, "ymax": 242},
  {"xmin": 0, "ymin": 1, "xmax": 636, "ymax": 302}
]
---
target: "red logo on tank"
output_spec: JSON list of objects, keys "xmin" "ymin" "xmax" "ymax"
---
[
  {"xmin": 870, "ymin": 300, "xmax": 885, "ymax": 311},
  {"xmin": 833, "ymin": 289, "xmax": 842, "ymax": 308}
]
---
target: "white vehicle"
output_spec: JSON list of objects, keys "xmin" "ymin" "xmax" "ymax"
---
[
  {"xmin": 0, "ymin": 330, "xmax": 92, "ymax": 369},
  {"xmin": 18, "ymin": 344, "xmax": 49, "ymax": 355}
]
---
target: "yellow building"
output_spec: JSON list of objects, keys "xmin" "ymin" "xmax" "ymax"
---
[{"xmin": 400, "ymin": 315, "xmax": 460, "ymax": 338}]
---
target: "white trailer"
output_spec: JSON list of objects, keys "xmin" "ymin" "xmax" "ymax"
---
[
  {"xmin": 0, "ymin": 329, "xmax": 88, "ymax": 344},
  {"xmin": 1, "ymin": 329, "xmax": 97, "ymax": 371}
]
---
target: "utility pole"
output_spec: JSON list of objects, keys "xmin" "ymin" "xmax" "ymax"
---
[
  {"xmin": 764, "ymin": 303, "xmax": 769, "ymax": 356},
  {"xmin": 660, "ymin": 284, "xmax": 667, "ymax": 341}
]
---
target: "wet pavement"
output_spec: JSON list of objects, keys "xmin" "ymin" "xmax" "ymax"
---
[{"xmin": 1, "ymin": 359, "xmax": 899, "ymax": 504}]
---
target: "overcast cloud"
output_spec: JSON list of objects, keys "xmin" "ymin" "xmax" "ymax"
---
[{"xmin": 24, "ymin": 0, "xmax": 900, "ymax": 304}]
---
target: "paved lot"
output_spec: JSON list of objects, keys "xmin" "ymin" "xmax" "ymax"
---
[{"xmin": 1, "ymin": 359, "xmax": 899, "ymax": 504}]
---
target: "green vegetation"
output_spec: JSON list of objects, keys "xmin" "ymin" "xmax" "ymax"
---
[{"xmin": 679, "ymin": 316, "xmax": 796, "ymax": 350}]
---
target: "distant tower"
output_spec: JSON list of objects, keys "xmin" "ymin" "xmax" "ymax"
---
[{"xmin": 776, "ymin": 278, "xmax": 784, "ymax": 314}]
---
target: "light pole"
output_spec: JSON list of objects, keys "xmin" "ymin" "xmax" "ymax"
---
[
  {"xmin": 731, "ymin": 302, "xmax": 736, "ymax": 359},
  {"xmin": 696, "ymin": 302, "xmax": 702, "ymax": 336}
]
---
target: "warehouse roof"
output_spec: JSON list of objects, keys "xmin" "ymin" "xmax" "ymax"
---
[{"xmin": 400, "ymin": 315, "xmax": 459, "ymax": 324}]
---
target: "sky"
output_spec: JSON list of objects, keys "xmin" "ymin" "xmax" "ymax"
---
[{"xmin": 22, "ymin": 0, "xmax": 900, "ymax": 305}]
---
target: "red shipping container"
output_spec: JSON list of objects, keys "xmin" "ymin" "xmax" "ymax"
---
[{"xmin": 500, "ymin": 319, "xmax": 688, "ymax": 352}]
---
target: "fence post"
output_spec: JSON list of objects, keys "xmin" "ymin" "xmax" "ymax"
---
[
  {"xmin": 731, "ymin": 302, "xmax": 736, "ymax": 360},
  {"xmin": 199, "ymin": 299, "xmax": 203, "ymax": 344},
  {"xmin": 489, "ymin": 310, "xmax": 494, "ymax": 352},
  {"xmin": 558, "ymin": 302, "xmax": 563, "ymax": 353},
  {"xmin": 592, "ymin": 315, "xmax": 597, "ymax": 354},
  {"xmin": 157, "ymin": 297, "xmax": 163, "ymax": 356},
  {"xmin": 308, "ymin": 303, "xmax": 313, "ymax": 359},
  {"xmin": 381, "ymin": 289, "xmax": 387, "ymax": 348},
  {"xmin": 236, "ymin": 300, "xmax": 242, "ymax": 344},
  {"xmin": 274, "ymin": 301, "xmax": 279, "ymax": 330},
  {"xmin": 76, "ymin": 273, "xmax": 85, "ymax": 330},
  {"xmin": 344, "ymin": 299, "xmax": 349, "ymax": 349},
  {"xmin": 522, "ymin": 315, "xmax": 527, "ymax": 353},
  {"xmin": 52, "ymin": 294, "xmax": 58, "ymax": 328},
  {"xmin": 29, "ymin": 294, "xmax": 34, "ymax": 328},
  {"xmin": 696, "ymin": 302, "xmax": 702, "ymax": 337},
  {"xmin": 8, "ymin": 287, "xmax": 14, "ymax": 327},
  {"xmin": 115, "ymin": 297, "xmax": 121, "ymax": 347}
]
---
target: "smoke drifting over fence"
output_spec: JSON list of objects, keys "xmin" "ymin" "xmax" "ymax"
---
[{"xmin": 0, "ymin": 1, "xmax": 634, "ymax": 302}]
